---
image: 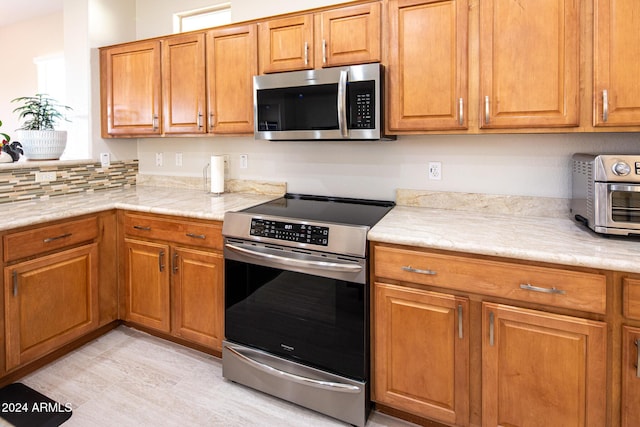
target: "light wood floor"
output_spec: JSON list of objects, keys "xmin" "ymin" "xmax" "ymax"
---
[{"xmin": 7, "ymin": 326, "xmax": 417, "ymax": 426}]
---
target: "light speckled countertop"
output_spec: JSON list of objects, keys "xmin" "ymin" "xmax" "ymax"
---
[
  {"xmin": 368, "ymin": 206, "xmax": 640, "ymax": 274},
  {"xmin": 0, "ymin": 186, "xmax": 278, "ymax": 231}
]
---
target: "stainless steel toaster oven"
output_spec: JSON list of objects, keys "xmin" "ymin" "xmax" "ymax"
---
[{"xmin": 571, "ymin": 153, "xmax": 640, "ymax": 236}]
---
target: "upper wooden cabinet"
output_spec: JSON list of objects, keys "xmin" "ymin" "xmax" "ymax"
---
[
  {"xmin": 207, "ymin": 24, "xmax": 258, "ymax": 134},
  {"xmin": 594, "ymin": 0, "xmax": 640, "ymax": 126},
  {"xmin": 479, "ymin": 0, "xmax": 580, "ymax": 128},
  {"xmin": 100, "ymin": 40, "xmax": 162, "ymax": 137},
  {"xmin": 387, "ymin": 0, "xmax": 468, "ymax": 131},
  {"xmin": 259, "ymin": 2, "xmax": 381, "ymax": 74},
  {"xmin": 162, "ymin": 33, "xmax": 207, "ymax": 134}
]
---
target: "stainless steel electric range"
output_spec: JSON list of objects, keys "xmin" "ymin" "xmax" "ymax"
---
[{"xmin": 221, "ymin": 193, "xmax": 395, "ymax": 427}]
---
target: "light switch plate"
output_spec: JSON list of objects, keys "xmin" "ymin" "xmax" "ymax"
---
[{"xmin": 100, "ymin": 152, "xmax": 110, "ymax": 167}]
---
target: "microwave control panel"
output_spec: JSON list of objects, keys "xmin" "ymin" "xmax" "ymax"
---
[
  {"xmin": 250, "ymin": 218, "xmax": 329, "ymax": 246},
  {"xmin": 349, "ymin": 81, "xmax": 375, "ymax": 129}
]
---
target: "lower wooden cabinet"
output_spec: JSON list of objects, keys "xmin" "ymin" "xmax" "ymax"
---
[
  {"xmin": 373, "ymin": 282, "xmax": 469, "ymax": 425},
  {"xmin": 4, "ymin": 244, "xmax": 99, "ymax": 371},
  {"xmin": 482, "ymin": 302, "xmax": 607, "ymax": 427},
  {"xmin": 621, "ymin": 326, "xmax": 640, "ymax": 427}
]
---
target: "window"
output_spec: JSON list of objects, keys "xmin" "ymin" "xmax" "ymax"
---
[
  {"xmin": 174, "ymin": 3, "xmax": 231, "ymax": 33},
  {"xmin": 34, "ymin": 53, "xmax": 66, "ymax": 121}
]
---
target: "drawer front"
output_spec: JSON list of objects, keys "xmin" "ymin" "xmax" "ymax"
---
[
  {"xmin": 374, "ymin": 245, "xmax": 606, "ymax": 314},
  {"xmin": 123, "ymin": 213, "xmax": 222, "ymax": 250},
  {"xmin": 4, "ymin": 217, "xmax": 99, "ymax": 262},
  {"xmin": 623, "ymin": 278, "xmax": 640, "ymax": 320}
]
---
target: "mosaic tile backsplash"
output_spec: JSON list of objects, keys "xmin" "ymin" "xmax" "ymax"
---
[{"xmin": 0, "ymin": 160, "xmax": 138, "ymax": 204}]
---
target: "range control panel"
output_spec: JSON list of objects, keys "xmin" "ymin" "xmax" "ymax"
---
[{"xmin": 250, "ymin": 218, "xmax": 329, "ymax": 246}]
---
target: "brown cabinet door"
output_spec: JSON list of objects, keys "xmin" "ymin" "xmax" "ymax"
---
[
  {"xmin": 373, "ymin": 282, "xmax": 469, "ymax": 425},
  {"xmin": 207, "ymin": 24, "xmax": 257, "ymax": 134},
  {"xmin": 171, "ymin": 247, "xmax": 223, "ymax": 350},
  {"xmin": 101, "ymin": 40, "xmax": 162, "ymax": 136},
  {"xmin": 594, "ymin": 0, "xmax": 640, "ymax": 126},
  {"xmin": 123, "ymin": 238, "xmax": 171, "ymax": 333},
  {"xmin": 259, "ymin": 14, "xmax": 314, "ymax": 73},
  {"xmin": 482, "ymin": 303, "xmax": 606, "ymax": 427},
  {"xmin": 621, "ymin": 326, "xmax": 640, "ymax": 427},
  {"xmin": 162, "ymin": 33, "xmax": 207, "ymax": 134},
  {"xmin": 387, "ymin": 0, "xmax": 468, "ymax": 131},
  {"xmin": 319, "ymin": 3, "xmax": 381, "ymax": 67},
  {"xmin": 4, "ymin": 244, "xmax": 99, "ymax": 371},
  {"xmin": 479, "ymin": 0, "xmax": 579, "ymax": 128}
]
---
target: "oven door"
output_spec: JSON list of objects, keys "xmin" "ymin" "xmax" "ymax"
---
[
  {"xmin": 595, "ymin": 183, "xmax": 640, "ymax": 234},
  {"xmin": 224, "ymin": 240, "xmax": 368, "ymax": 381}
]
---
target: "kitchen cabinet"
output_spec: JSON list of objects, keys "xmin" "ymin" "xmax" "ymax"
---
[
  {"xmin": 479, "ymin": 0, "xmax": 579, "ymax": 128},
  {"xmin": 162, "ymin": 33, "xmax": 207, "ymax": 134},
  {"xmin": 621, "ymin": 326, "xmax": 640, "ymax": 427},
  {"xmin": 372, "ymin": 243, "xmax": 608, "ymax": 425},
  {"xmin": 259, "ymin": 2, "xmax": 381, "ymax": 74},
  {"xmin": 386, "ymin": 0, "xmax": 468, "ymax": 131},
  {"xmin": 594, "ymin": 0, "xmax": 640, "ymax": 126},
  {"xmin": 121, "ymin": 212, "xmax": 224, "ymax": 351},
  {"xmin": 3, "ymin": 217, "xmax": 100, "ymax": 372},
  {"xmin": 206, "ymin": 24, "xmax": 258, "ymax": 134},
  {"xmin": 482, "ymin": 302, "xmax": 606, "ymax": 427},
  {"xmin": 100, "ymin": 40, "xmax": 162, "ymax": 137},
  {"xmin": 374, "ymin": 282, "xmax": 469, "ymax": 425}
]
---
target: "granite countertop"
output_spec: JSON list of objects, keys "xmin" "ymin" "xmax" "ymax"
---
[
  {"xmin": 0, "ymin": 186, "xmax": 278, "ymax": 231},
  {"xmin": 368, "ymin": 205, "xmax": 640, "ymax": 274}
]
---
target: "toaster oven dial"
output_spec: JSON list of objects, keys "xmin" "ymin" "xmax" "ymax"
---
[{"xmin": 612, "ymin": 161, "xmax": 631, "ymax": 176}]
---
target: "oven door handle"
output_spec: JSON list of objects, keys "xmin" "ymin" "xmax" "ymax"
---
[
  {"xmin": 609, "ymin": 184, "xmax": 640, "ymax": 192},
  {"xmin": 225, "ymin": 345, "xmax": 361, "ymax": 393},
  {"xmin": 225, "ymin": 243, "xmax": 363, "ymax": 273}
]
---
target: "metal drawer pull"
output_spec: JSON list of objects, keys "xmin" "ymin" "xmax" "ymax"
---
[
  {"xmin": 226, "ymin": 345, "xmax": 360, "ymax": 393},
  {"xmin": 209, "ymin": 112, "xmax": 214, "ymax": 130},
  {"xmin": 12, "ymin": 271, "xmax": 17, "ymax": 297},
  {"xmin": 152, "ymin": 114, "xmax": 158, "ymax": 130},
  {"xmin": 133, "ymin": 225, "xmax": 151, "ymax": 231},
  {"xmin": 304, "ymin": 41, "xmax": 309, "ymax": 65},
  {"xmin": 484, "ymin": 95, "xmax": 490, "ymax": 124},
  {"xmin": 159, "ymin": 250, "xmax": 165, "ymax": 272},
  {"xmin": 172, "ymin": 252, "xmax": 179, "ymax": 274},
  {"xmin": 322, "ymin": 39, "xmax": 327, "ymax": 64},
  {"xmin": 636, "ymin": 340, "xmax": 640, "ymax": 378},
  {"xmin": 459, "ymin": 97, "xmax": 464, "ymax": 126},
  {"xmin": 197, "ymin": 112, "xmax": 203, "ymax": 129},
  {"xmin": 43, "ymin": 233, "xmax": 72, "ymax": 243},
  {"xmin": 520, "ymin": 283, "xmax": 566, "ymax": 295},
  {"xmin": 458, "ymin": 304, "xmax": 463, "ymax": 339},
  {"xmin": 402, "ymin": 266, "xmax": 437, "ymax": 275},
  {"xmin": 602, "ymin": 90, "xmax": 609, "ymax": 122},
  {"xmin": 186, "ymin": 233, "xmax": 206, "ymax": 240},
  {"xmin": 489, "ymin": 311, "xmax": 495, "ymax": 346}
]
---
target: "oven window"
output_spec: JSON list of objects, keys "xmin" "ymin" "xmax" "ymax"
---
[
  {"xmin": 225, "ymin": 259, "xmax": 367, "ymax": 380},
  {"xmin": 611, "ymin": 190, "xmax": 640, "ymax": 222}
]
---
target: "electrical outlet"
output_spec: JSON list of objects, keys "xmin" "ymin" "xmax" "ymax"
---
[
  {"xmin": 100, "ymin": 152, "xmax": 110, "ymax": 167},
  {"xmin": 175, "ymin": 152, "xmax": 183, "ymax": 167},
  {"xmin": 223, "ymin": 154, "xmax": 230, "ymax": 174},
  {"xmin": 240, "ymin": 154, "xmax": 248, "ymax": 169},
  {"xmin": 155, "ymin": 152, "xmax": 163, "ymax": 167},
  {"xmin": 35, "ymin": 171, "xmax": 56, "ymax": 182},
  {"xmin": 428, "ymin": 162, "xmax": 442, "ymax": 180}
]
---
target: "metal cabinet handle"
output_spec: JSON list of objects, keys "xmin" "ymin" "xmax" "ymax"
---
[
  {"xmin": 489, "ymin": 311, "xmax": 495, "ymax": 346},
  {"xmin": 458, "ymin": 304, "xmax": 463, "ymax": 339},
  {"xmin": 133, "ymin": 225, "xmax": 151, "ymax": 231},
  {"xmin": 12, "ymin": 270, "xmax": 17, "ymax": 298},
  {"xmin": 197, "ymin": 112, "xmax": 203, "ymax": 129},
  {"xmin": 159, "ymin": 250, "xmax": 165, "ymax": 272},
  {"xmin": 152, "ymin": 114, "xmax": 159, "ymax": 130},
  {"xmin": 322, "ymin": 39, "xmax": 327, "ymax": 64},
  {"xmin": 172, "ymin": 252, "xmax": 179, "ymax": 274},
  {"xmin": 459, "ymin": 98, "xmax": 464, "ymax": 126},
  {"xmin": 401, "ymin": 265, "xmax": 437, "ymax": 276},
  {"xmin": 520, "ymin": 283, "xmax": 566, "ymax": 295},
  {"xmin": 635, "ymin": 339, "xmax": 640, "ymax": 378},
  {"xmin": 209, "ymin": 112, "xmax": 214, "ymax": 130},
  {"xmin": 304, "ymin": 41, "xmax": 308, "ymax": 65},
  {"xmin": 603, "ymin": 90, "xmax": 609, "ymax": 122},
  {"xmin": 43, "ymin": 233, "xmax": 72, "ymax": 243},
  {"xmin": 484, "ymin": 96, "xmax": 490, "ymax": 124},
  {"xmin": 186, "ymin": 232, "xmax": 206, "ymax": 240}
]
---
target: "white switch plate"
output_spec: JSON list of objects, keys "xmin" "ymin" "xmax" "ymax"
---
[
  {"xmin": 35, "ymin": 171, "xmax": 56, "ymax": 182},
  {"xmin": 100, "ymin": 152, "xmax": 110, "ymax": 167},
  {"xmin": 240, "ymin": 154, "xmax": 248, "ymax": 169},
  {"xmin": 175, "ymin": 152, "xmax": 183, "ymax": 167},
  {"xmin": 155, "ymin": 152, "xmax": 163, "ymax": 167},
  {"xmin": 428, "ymin": 162, "xmax": 442, "ymax": 180}
]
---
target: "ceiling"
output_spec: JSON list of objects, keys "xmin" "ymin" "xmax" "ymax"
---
[{"xmin": 0, "ymin": 0, "xmax": 64, "ymax": 28}]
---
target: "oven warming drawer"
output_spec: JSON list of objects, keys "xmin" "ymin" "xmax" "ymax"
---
[{"xmin": 222, "ymin": 341, "xmax": 369, "ymax": 427}]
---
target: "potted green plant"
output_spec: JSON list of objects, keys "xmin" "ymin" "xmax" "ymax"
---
[
  {"xmin": 0, "ymin": 120, "xmax": 23, "ymax": 162},
  {"xmin": 12, "ymin": 94, "xmax": 72, "ymax": 160}
]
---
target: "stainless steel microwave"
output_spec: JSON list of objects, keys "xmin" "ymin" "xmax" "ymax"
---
[{"xmin": 253, "ymin": 63, "xmax": 392, "ymax": 141}]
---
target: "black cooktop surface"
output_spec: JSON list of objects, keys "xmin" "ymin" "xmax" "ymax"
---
[{"xmin": 241, "ymin": 193, "xmax": 395, "ymax": 227}]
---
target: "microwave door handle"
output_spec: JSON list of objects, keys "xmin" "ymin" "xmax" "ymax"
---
[
  {"xmin": 338, "ymin": 69, "xmax": 348, "ymax": 138},
  {"xmin": 609, "ymin": 184, "xmax": 640, "ymax": 192}
]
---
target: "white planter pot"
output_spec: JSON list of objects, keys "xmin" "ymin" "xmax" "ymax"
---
[
  {"xmin": 0, "ymin": 151, "xmax": 13, "ymax": 163},
  {"xmin": 17, "ymin": 130, "xmax": 67, "ymax": 160}
]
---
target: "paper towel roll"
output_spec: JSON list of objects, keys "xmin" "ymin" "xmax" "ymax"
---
[{"xmin": 210, "ymin": 155, "xmax": 225, "ymax": 194}]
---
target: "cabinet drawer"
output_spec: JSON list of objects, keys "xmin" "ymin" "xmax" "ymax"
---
[
  {"xmin": 374, "ymin": 245, "xmax": 606, "ymax": 314},
  {"xmin": 623, "ymin": 278, "xmax": 640, "ymax": 320},
  {"xmin": 4, "ymin": 217, "xmax": 99, "ymax": 262},
  {"xmin": 123, "ymin": 213, "xmax": 222, "ymax": 250}
]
